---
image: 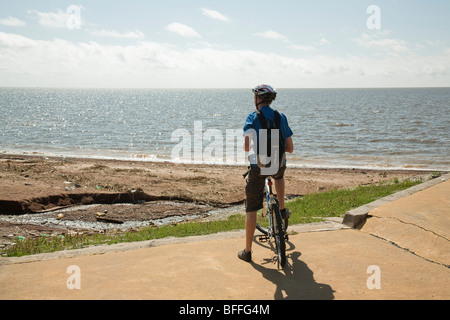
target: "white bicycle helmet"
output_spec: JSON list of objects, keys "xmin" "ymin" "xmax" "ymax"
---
[{"xmin": 252, "ymin": 84, "xmax": 277, "ymax": 101}]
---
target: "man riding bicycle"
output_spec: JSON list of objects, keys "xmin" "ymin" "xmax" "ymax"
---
[{"xmin": 239, "ymin": 84, "xmax": 294, "ymax": 262}]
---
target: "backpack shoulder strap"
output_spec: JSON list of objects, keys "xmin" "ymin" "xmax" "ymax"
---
[
  {"xmin": 254, "ymin": 110, "xmax": 268, "ymax": 129},
  {"xmin": 273, "ymin": 110, "xmax": 281, "ymax": 129},
  {"xmin": 274, "ymin": 110, "xmax": 285, "ymax": 147}
]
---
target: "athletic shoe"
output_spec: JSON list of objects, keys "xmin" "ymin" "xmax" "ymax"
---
[{"xmin": 238, "ymin": 249, "xmax": 252, "ymax": 262}]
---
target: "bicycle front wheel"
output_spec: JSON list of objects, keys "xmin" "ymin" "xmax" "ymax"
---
[{"xmin": 272, "ymin": 203, "xmax": 286, "ymax": 267}]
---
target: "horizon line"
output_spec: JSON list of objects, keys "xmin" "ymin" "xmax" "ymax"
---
[{"xmin": 1, "ymin": 86, "xmax": 449, "ymax": 90}]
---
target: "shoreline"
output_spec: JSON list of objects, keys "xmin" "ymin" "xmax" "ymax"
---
[{"xmin": 1, "ymin": 150, "xmax": 446, "ymax": 172}]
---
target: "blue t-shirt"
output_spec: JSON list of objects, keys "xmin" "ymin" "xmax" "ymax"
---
[{"xmin": 243, "ymin": 105, "xmax": 293, "ymax": 166}]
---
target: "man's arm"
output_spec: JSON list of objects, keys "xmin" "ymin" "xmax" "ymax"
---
[
  {"xmin": 285, "ymin": 136, "xmax": 294, "ymax": 153},
  {"xmin": 244, "ymin": 135, "xmax": 251, "ymax": 152}
]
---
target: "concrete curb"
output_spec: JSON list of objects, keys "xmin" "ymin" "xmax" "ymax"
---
[
  {"xmin": 0, "ymin": 219, "xmax": 347, "ymax": 265},
  {"xmin": 343, "ymin": 173, "xmax": 450, "ymax": 229}
]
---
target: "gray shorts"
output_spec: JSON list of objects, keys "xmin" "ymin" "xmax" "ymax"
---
[{"xmin": 245, "ymin": 165, "xmax": 286, "ymax": 213}]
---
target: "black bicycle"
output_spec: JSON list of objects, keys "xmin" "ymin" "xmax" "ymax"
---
[{"xmin": 256, "ymin": 177, "xmax": 289, "ymax": 267}]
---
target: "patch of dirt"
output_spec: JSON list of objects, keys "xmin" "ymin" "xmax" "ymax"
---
[{"xmin": 59, "ymin": 202, "xmax": 212, "ymax": 223}]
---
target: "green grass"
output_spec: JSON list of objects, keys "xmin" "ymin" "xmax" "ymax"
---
[
  {"xmin": 2, "ymin": 177, "xmax": 423, "ymax": 257},
  {"xmin": 3, "ymin": 215, "xmax": 250, "ymax": 257},
  {"xmin": 286, "ymin": 178, "xmax": 422, "ymax": 225}
]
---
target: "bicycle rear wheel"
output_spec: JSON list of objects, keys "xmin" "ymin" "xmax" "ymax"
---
[{"xmin": 272, "ymin": 203, "xmax": 286, "ymax": 267}]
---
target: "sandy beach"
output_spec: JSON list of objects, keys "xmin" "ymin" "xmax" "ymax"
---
[{"xmin": 0, "ymin": 154, "xmax": 432, "ymax": 244}]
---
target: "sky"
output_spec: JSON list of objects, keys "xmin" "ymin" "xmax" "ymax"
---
[{"xmin": 0, "ymin": 0, "xmax": 449, "ymax": 88}]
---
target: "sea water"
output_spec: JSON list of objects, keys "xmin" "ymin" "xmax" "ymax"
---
[{"xmin": 1, "ymin": 87, "xmax": 449, "ymax": 170}]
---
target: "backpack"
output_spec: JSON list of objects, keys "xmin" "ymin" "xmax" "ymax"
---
[{"xmin": 254, "ymin": 109, "xmax": 286, "ymax": 171}]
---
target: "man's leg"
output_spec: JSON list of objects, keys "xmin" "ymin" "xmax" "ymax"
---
[
  {"xmin": 239, "ymin": 167, "xmax": 264, "ymax": 262},
  {"xmin": 245, "ymin": 211, "xmax": 257, "ymax": 253},
  {"xmin": 275, "ymin": 177, "xmax": 285, "ymax": 210}
]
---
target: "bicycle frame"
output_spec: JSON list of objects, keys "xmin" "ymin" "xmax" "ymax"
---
[
  {"xmin": 263, "ymin": 178, "xmax": 275, "ymax": 234},
  {"xmin": 265, "ymin": 177, "xmax": 275, "ymax": 206}
]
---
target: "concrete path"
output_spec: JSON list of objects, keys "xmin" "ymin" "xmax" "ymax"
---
[{"xmin": 1, "ymin": 174, "xmax": 449, "ymax": 300}]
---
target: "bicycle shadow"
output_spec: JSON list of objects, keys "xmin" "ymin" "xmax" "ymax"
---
[{"xmin": 251, "ymin": 239, "xmax": 335, "ymax": 300}]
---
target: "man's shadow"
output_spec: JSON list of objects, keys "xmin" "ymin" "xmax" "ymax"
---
[{"xmin": 251, "ymin": 239, "xmax": 335, "ymax": 300}]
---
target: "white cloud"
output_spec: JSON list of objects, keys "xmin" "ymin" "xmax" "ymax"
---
[
  {"xmin": 0, "ymin": 31, "xmax": 36, "ymax": 48},
  {"xmin": 254, "ymin": 30, "xmax": 317, "ymax": 52},
  {"xmin": 425, "ymin": 40, "xmax": 444, "ymax": 47},
  {"xmin": 89, "ymin": 29, "xmax": 145, "ymax": 39},
  {"xmin": 319, "ymin": 38, "xmax": 330, "ymax": 45},
  {"xmin": 166, "ymin": 22, "xmax": 201, "ymax": 38},
  {"xmin": 0, "ymin": 31, "xmax": 448, "ymax": 88},
  {"xmin": 353, "ymin": 32, "xmax": 411, "ymax": 55},
  {"xmin": 254, "ymin": 30, "xmax": 289, "ymax": 42},
  {"xmin": 288, "ymin": 44, "xmax": 315, "ymax": 51},
  {"xmin": 0, "ymin": 16, "xmax": 26, "ymax": 27},
  {"xmin": 28, "ymin": 9, "xmax": 71, "ymax": 28},
  {"xmin": 201, "ymin": 8, "xmax": 230, "ymax": 22}
]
